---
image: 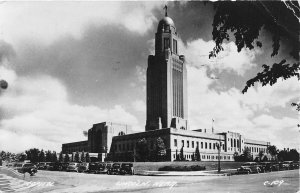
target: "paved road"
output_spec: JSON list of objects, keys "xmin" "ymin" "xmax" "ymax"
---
[{"xmin": 1, "ymin": 169, "xmax": 299, "ymax": 193}]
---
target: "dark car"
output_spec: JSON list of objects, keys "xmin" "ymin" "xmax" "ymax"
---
[
  {"xmin": 282, "ymin": 161, "xmax": 294, "ymax": 170},
  {"xmin": 99, "ymin": 163, "xmax": 112, "ymax": 174},
  {"xmin": 78, "ymin": 163, "xmax": 89, "ymax": 173},
  {"xmin": 15, "ymin": 163, "xmax": 37, "ymax": 176},
  {"xmin": 270, "ymin": 162, "xmax": 280, "ymax": 171},
  {"xmin": 292, "ymin": 161, "xmax": 299, "ymax": 169},
  {"xmin": 37, "ymin": 162, "xmax": 50, "ymax": 170},
  {"xmin": 87, "ymin": 162, "xmax": 101, "ymax": 174},
  {"xmin": 237, "ymin": 162, "xmax": 261, "ymax": 174},
  {"xmin": 259, "ymin": 162, "xmax": 274, "ymax": 172},
  {"xmin": 119, "ymin": 163, "xmax": 134, "ymax": 175},
  {"xmin": 60, "ymin": 162, "xmax": 69, "ymax": 171},
  {"xmin": 108, "ymin": 163, "xmax": 121, "ymax": 175}
]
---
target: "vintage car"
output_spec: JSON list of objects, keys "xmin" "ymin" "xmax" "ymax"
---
[
  {"xmin": 87, "ymin": 162, "xmax": 101, "ymax": 174},
  {"xmin": 292, "ymin": 161, "xmax": 299, "ymax": 169},
  {"xmin": 77, "ymin": 163, "xmax": 89, "ymax": 173},
  {"xmin": 66, "ymin": 162, "xmax": 79, "ymax": 172},
  {"xmin": 119, "ymin": 163, "xmax": 134, "ymax": 175},
  {"xmin": 107, "ymin": 163, "xmax": 121, "ymax": 175},
  {"xmin": 237, "ymin": 162, "xmax": 261, "ymax": 174},
  {"xmin": 282, "ymin": 161, "xmax": 294, "ymax": 170},
  {"xmin": 15, "ymin": 163, "xmax": 37, "ymax": 176},
  {"xmin": 99, "ymin": 163, "xmax": 112, "ymax": 174},
  {"xmin": 37, "ymin": 162, "xmax": 50, "ymax": 170}
]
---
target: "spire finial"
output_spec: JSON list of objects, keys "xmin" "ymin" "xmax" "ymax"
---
[{"xmin": 164, "ymin": 5, "xmax": 168, "ymax": 17}]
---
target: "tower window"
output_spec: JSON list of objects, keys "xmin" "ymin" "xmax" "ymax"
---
[
  {"xmin": 164, "ymin": 38, "xmax": 170, "ymax": 50},
  {"xmin": 174, "ymin": 139, "xmax": 177, "ymax": 147},
  {"xmin": 173, "ymin": 39, "xmax": 177, "ymax": 54}
]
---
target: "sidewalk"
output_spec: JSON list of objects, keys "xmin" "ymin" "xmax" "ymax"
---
[{"xmin": 136, "ymin": 169, "xmax": 236, "ymax": 176}]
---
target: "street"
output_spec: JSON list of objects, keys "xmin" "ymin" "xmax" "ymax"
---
[{"xmin": 2, "ymin": 169, "xmax": 298, "ymax": 193}]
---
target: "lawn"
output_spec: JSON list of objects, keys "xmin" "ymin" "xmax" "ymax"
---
[{"xmin": 133, "ymin": 161, "xmax": 244, "ymax": 171}]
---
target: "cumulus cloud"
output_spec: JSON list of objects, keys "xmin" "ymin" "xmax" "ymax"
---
[
  {"xmin": 0, "ymin": 68, "xmax": 139, "ymax": 153},
  {"xmin": 131, "ymin": 100, "xmax": 146, "ymax": 113},
  {"xmin": 182, "ymin": 39, "xmax": 262, "ymax": 76},
  {"xmin": 0, "ymin": 1, "xmax": 163, "ymax": 45}
]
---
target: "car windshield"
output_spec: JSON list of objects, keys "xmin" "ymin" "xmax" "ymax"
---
[
  {"xmin": 69, "ymin": 163, "xmax": 77, "ymax": 166},
  {"xmin": 113, "ymin": 164, "xmax": 120, "ymax": 167}
]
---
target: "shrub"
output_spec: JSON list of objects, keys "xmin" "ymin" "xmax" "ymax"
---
[{"xmin": 158, "ymin": 165, "xmax": 206, "ymax": 171}]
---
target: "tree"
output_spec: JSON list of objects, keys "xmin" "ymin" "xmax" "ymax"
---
[
  {"xmin": 179, "ymin": 146, "xmax": 184, "ymax": 161},
  {"xmin": 258, "ymin": 151, "xmax": 264, "ymax": 161},
  {"xmin": 58, "ymin": 151, "xmax": 63, "ymax": 162},
  {"xmin": 155, "ymin": 137, "xmax": 166, "ymax": 161},
  {"xmin": 15, "ymin": 153, "xmax": 26, "ymax": 162},
  {"xmin": 195, "ymin": 146, "xmax": 201, "ymax": 161},
  {"xmin": 81, "ymin": 151, "xmax": 85, "ymax": 162},
  {"xmin": 210, "ymin": 1, "xmax": 299, "ymax": 93},
  {"xmin": 39, "ymin": 149, "xmax": 45, "ymax": 162},
  {"xmin": 45, "ymin": 150, "xmax": 52, "ymax": 162},
  {"xmin": 85, "ymin": 152, "xmax": 91, "ymax": 163},
  {"xmin": 25, "ymin": 148, "xmax": 40, "ymax": 163},
  {"xmin": 267, "ymin": 145, "xmax": 278, "ymax": 161},
  {"xmin": 52, "ymin": 151, "xmax": 58, "ymax": 162},
  {"xmin": 64, "ymin": 153, "xmax": 70, "ymax": 163},
  {"xmin": 242, "ymin": 148, "xmax": 252, "ymax": 161},
  {"xmin": 74, "ymin": 152, "xmax": 80, "ymax": 162}
]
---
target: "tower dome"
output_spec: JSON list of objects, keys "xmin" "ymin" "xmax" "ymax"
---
[{"xmin": 157, "ymin": 16, "xmax": 176, "ymax": 32}]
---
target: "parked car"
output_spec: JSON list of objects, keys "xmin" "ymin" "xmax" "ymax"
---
[
  {"xmin": 259, "ymin": 162, "xmax": 273, "ymax": 172},
  {"xmin": 78, "ymin": 163, "xmax": 89, "ymax": 173},
  {"xmin": 66, "ymin": 162, "xmax": 79, "ymax": 172},
  {"xmin": 270, "ymin": 162, "xmax": 280, "ymax": 171},
  {"xmin": 87, "ymin": 162, "xmax": 101, "ymax": 174},
  {"xmin": 107, "ymin": 163, "xmax": 121, "ymax": 175},
  {"xmin": 37, "ymin": 162, "xmax": 49, "ymax": 170},
  {"xmin": 282, "ymin": 161, "xmax": 294, "ymax": 170},
  {"xmin": 15, "ymin": 163, "xmax": 37, "ymax": 176},
  {"xmin": 59, "ymin": 162, "xmax": 69, "ymax": 171},
  {"xmin": 237, "ymin": 162, "xmax": 261, "ymax": 174},
  {"xmin": 119, "ymin": 163, "xmax": 134, "ymax": 175},
  {"xmin": 99, "ymin": 163, "xmax": 112, "ymax": 174},
  {"xmin": 292, "ymin": 161, "xmax": 299, "ymax": 169}
]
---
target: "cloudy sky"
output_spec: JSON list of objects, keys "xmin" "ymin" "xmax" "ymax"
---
[{"xmin": 0, "ymin": 1, "xmax": 299, "ymax": 153}]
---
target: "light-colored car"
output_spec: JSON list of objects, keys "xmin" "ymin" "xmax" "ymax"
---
[{"xmin": 66, "ymin": 162, "xmax": 79, "ymax": 172}]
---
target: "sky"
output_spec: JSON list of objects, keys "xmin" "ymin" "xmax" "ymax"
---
[{"xmin": 0, "ymin": 1, "xmax": 299, "ymax": 153}]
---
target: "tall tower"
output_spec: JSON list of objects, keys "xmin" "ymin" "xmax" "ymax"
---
[{"xmin": 146, "ymin": 10, "xmax": 188, "ymax": 131}]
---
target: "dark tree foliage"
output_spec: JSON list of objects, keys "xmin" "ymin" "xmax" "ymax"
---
[
  {"xmin": 74, "ymin": 152, "xmax": 80, "ymax": 162},
  {"xmin": 45, "ymin": 150, "xmax": 52, "ymax": 162},
  {"xmin": 242, "ymin": 60, "xmax": 299, "ymax": 93},
  {"xmin": 278, "ymin": 149, "xmax": 299, "ymax": 161},
  {"xmin": 155, "ymin": 137, "xmax": 167, "ymax": 161},
  {"xmin": 195, "ymin": 146, "xmax": 201, "ymax": 161},
  {"xmin": 58, "ymin": 151, "xmax": 63, "ymax": 162},
  {"xmin": 25, "ymin": 148, "xmax": 39, "ymax": 163},
  {"xmin": 233, "ymin": 149, "xmax": 253, "ymax": 162},
  {"xmin": 52, "ymin": 151, "xmax": 58, "ymax": 162},
  {"xmin": 267, "ymin": 145, "xmax": 278, "ymax": 160},
  {"xmin": 39, "ymin": 149, "xmax": 45, "ymax": 162},
  {"xmin": 258, "ymin": 150, "xmax": 264, "ymax": 161},
  {"xmin": 64, "ymin": 153, "xmax": 70, "ymax": 162},
  {"xmin": 210, "ymin": 1, "xmax": 299, "ymax": 92},
  {"xmin": 81, "ymin": 151, "xmax": 85, "ymax": 162},
  {"xmin": 85, "ymin": 152, "xmax": 91, "ymax": 162}
]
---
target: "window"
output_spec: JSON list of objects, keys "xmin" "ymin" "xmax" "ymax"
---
[
  {"xmin": 205, "ymin": 142, "xmax": 207, "ymax": 149},
  {"xmin": 196, "ymin": 142, "xmax": 199, "ymax": 148},
  {"xmin": 231, "ymin": 139, "xmax": 233, "ymax": 147},
  {"xmin": 164, "ymin": 38, "xmax": 170, "ymax": 49},
  {"xmin": 201, "ymin": 142, "xmax": 203, "ymax": 149},
  {"xmin": 173, "ymin": 154, "xmax": 175, "ymax": 159},
  {"xmin": 209, "ymin": 143, "xmax": 211, "ymax": 149},
  {"xmin": 213, "ymin": 143, "xmax": 216, "ymax": 149},
  {"xmin": 174, "ymin": 139, "xmax": 177, "ymax": 147},
  {"xmin": 234, "ymin": 139, "xmax": 236, "ymax": 147},
  {"xmin": 192, "ymin": 141, "xmax": 194, "ymax": 148},
  {"xmin": 187, "ymin": 141, "xmax": 190, "ymax": 148},
  {"xmin": 173, "ymin": 39, "xmax": 177, "ymax": 54},
  {"xmin": 182, "ymin": 140, "xmax": 184, "ymax": 147},
  {"xmin": 222, "ymin": 144, "xmax": 225, "ymax": 150}
]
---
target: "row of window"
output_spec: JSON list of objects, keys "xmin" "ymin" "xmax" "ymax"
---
[
  {"xmin": 228, "ymin": 138, "xmax": 241, "ymax": 148},
  {"xmin": 172, "ymin": 154, "xmax": 232, "ymax": 160},
  {"xmin": 245, "ymin": 146, "xmax": 267, "ymax": 153},
  {"xmin": 174, "ymin": 139, "xmax": 225, "ymax": 151}
]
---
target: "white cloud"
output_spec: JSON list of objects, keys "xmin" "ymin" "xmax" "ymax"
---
[
  {"xmin": 0, "ymin": 68, "xmax": 139, "ymax": 153},
  {"xmin": 182, "ymin": 39, "xmax": 262, "ymax": 76},
  {"xmin": 0, "ymin": 2, "xmax": 163, "ymax": 45},
  {"xmin": 132, "ymin": 100, "xmax": 146, "ymax": 113}
]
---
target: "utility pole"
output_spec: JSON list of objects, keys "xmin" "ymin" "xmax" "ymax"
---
[{"xmin": 216, "ymin": 137, "xmax": 222, "ymax": 173}]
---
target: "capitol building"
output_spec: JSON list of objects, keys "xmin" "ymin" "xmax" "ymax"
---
[{"xmin": 62, "ymin": 11, "xmax": 271, "ymax": 162}]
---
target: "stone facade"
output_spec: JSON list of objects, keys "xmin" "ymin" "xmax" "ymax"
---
[{"xmin": 146, "ymin": 16, "xmax": 188, "ymax": 131}]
